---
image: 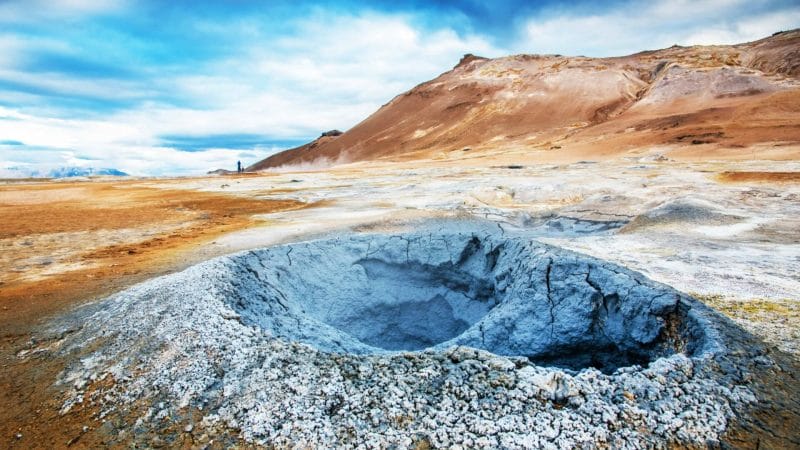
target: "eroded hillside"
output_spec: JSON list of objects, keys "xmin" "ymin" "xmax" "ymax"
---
[{"xmin": 250, "ymin": 30, "xmax": 800, "ymax": 169}]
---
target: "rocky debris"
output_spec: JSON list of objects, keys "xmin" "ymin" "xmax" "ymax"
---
[
  {"xmin": 454, "ymin": 53, "xmax": 488, "ymax": 69},
  {"xmin": 321, "ymin": 130, "xmax": 343, "ymax": 137},
  {"xmin": 46, "ymin": 228, "xmax": 797, "ymax": 447}
]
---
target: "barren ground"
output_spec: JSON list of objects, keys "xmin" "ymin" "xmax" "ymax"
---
[
  {"xmin": 0, "ymin": 180, "xmax": 310, "ymax": 447},
  {"xmin": 1, "ymin": 151, "xmax": 799, "ymax": 447}
]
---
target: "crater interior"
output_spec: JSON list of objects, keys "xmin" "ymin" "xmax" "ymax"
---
[{"xmin": 221, "ymin": 233, "xmax": 703, "ymax": 373}]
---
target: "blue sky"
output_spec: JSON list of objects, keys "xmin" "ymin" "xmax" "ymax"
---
[{"xmin": 0, "ymin": 0, "xmax": 798, "ymax": 176}]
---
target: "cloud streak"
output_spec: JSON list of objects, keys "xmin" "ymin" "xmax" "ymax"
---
[{"xmin": 522, "ymin": 0, "xmax": 800, "ymax": 56}]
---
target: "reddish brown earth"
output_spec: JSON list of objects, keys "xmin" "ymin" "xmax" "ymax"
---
[
  {"xmin": 0, "ymin": 179, "xmax": 310, "ymax": 448},
  {"xmin": 716, "ymin": 170, "xmax": 800, "ymax": 183},
  {"xmin": 250, "ymin": 30, "xmax": 800, "ymax": 170},
  {"xmin": 0, "ymin": 180, "xmax": 307, "ymax": 334}
]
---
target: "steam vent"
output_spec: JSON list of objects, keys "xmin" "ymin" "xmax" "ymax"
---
[{"xmin": 52, "ymin": 228, "xmax": 799, "ymax": 448}]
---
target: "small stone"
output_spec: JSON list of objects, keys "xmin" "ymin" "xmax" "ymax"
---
[{"xmin": 487, "ymin": 356, "xmax": 516, "ymax": 372}]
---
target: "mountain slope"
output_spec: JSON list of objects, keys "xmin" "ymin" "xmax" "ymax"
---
[{"xmin": 250, "ymin": 30, "xmax": 800, "ymax": 170}]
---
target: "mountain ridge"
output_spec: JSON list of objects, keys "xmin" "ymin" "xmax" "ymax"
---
[{"xmin": 248, "ymin": 29, "xmax": 800, "ymax": 171}]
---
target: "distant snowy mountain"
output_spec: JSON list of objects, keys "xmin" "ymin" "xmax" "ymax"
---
[
  {"xmin": 46, "ymin": 167, "xmax": 128, "ymax": 178},
  {"xmin": 0, "ymin": 166, "xmax": 128, "ymax": 178}
]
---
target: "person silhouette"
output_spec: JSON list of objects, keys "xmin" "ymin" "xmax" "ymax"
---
[{"xmin": 237, "ymin": 160, "xmax": 242, "ymax": 173}]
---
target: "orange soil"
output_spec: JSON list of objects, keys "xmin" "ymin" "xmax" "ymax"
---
[
  {"xmin": 0, "ymin": 180, "xmax": 307, "ymax": 333},
  {"xmin": 716, "ymin": 171, "xmax": 800, "ymax": 183},
  {"xmin": 0, "ymin": 177, "xmax": 309, "ymax": 449},
  {"xmin": 549, "ymin": 90, "xmax": 800, "ymax": 163}
]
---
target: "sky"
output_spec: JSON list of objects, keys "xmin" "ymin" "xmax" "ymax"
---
[{"xmin": 0, "ymin": 0, "xmax": 798, "ymax": 176}]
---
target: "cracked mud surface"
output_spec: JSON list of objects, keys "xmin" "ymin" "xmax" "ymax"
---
[
  {"xmin": 213, "ymin": 232, "xmax": 695, "ymax": 371},
  {"xmin": 38, "ymin": 227, "xmax": 800, "ymax": 448}
]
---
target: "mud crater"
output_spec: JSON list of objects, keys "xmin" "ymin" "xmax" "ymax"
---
[
  {"xmin": 48, "ymin": 228, "xmax": 780, "ymax": 448},
  {"xmin": 224, "ymin": 234, "xmax": 703, "ymax": 373}
]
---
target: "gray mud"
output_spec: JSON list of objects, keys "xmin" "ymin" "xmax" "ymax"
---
[
  {"xmin": 222, "ymin": 233, "xmax": 703, "ymax": 374},
  {"xmin": 46, "ymin": 224, "xmax": 799, "ymax": 448}
]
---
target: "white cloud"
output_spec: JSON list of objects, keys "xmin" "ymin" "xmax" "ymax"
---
[
  {"xmin": 1, "ymin": 12, "xmax": 502, "ymax": 176},
  {"xmin": 161, "ymin": 13, "xmax": 502, "ymax": 137},
  {"xmin": 0, "ymin": 34, "xmax": 73, "ymax": 70},
  {"xmin": 521, "ymin": 0, "xmax": 800, "ymax": 57},
  {"xmin": 647, "ymin": 0, "xmax": 752, "ymax": 21},
  {"xmin": 6, "ymin": 2, "xmax": 793, "ymax": 176},
  {"xmin": 0, "ymin": 0, "xmax": 127, "ymax": 23},
  {"xmin": 742, "ymin": 9, "xmax": 800, "ymax": 34}
]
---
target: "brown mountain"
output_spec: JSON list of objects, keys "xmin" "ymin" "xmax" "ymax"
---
[{"xmin": 248, "ymin": 30, "xmax": 800, "ymax": 170}]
